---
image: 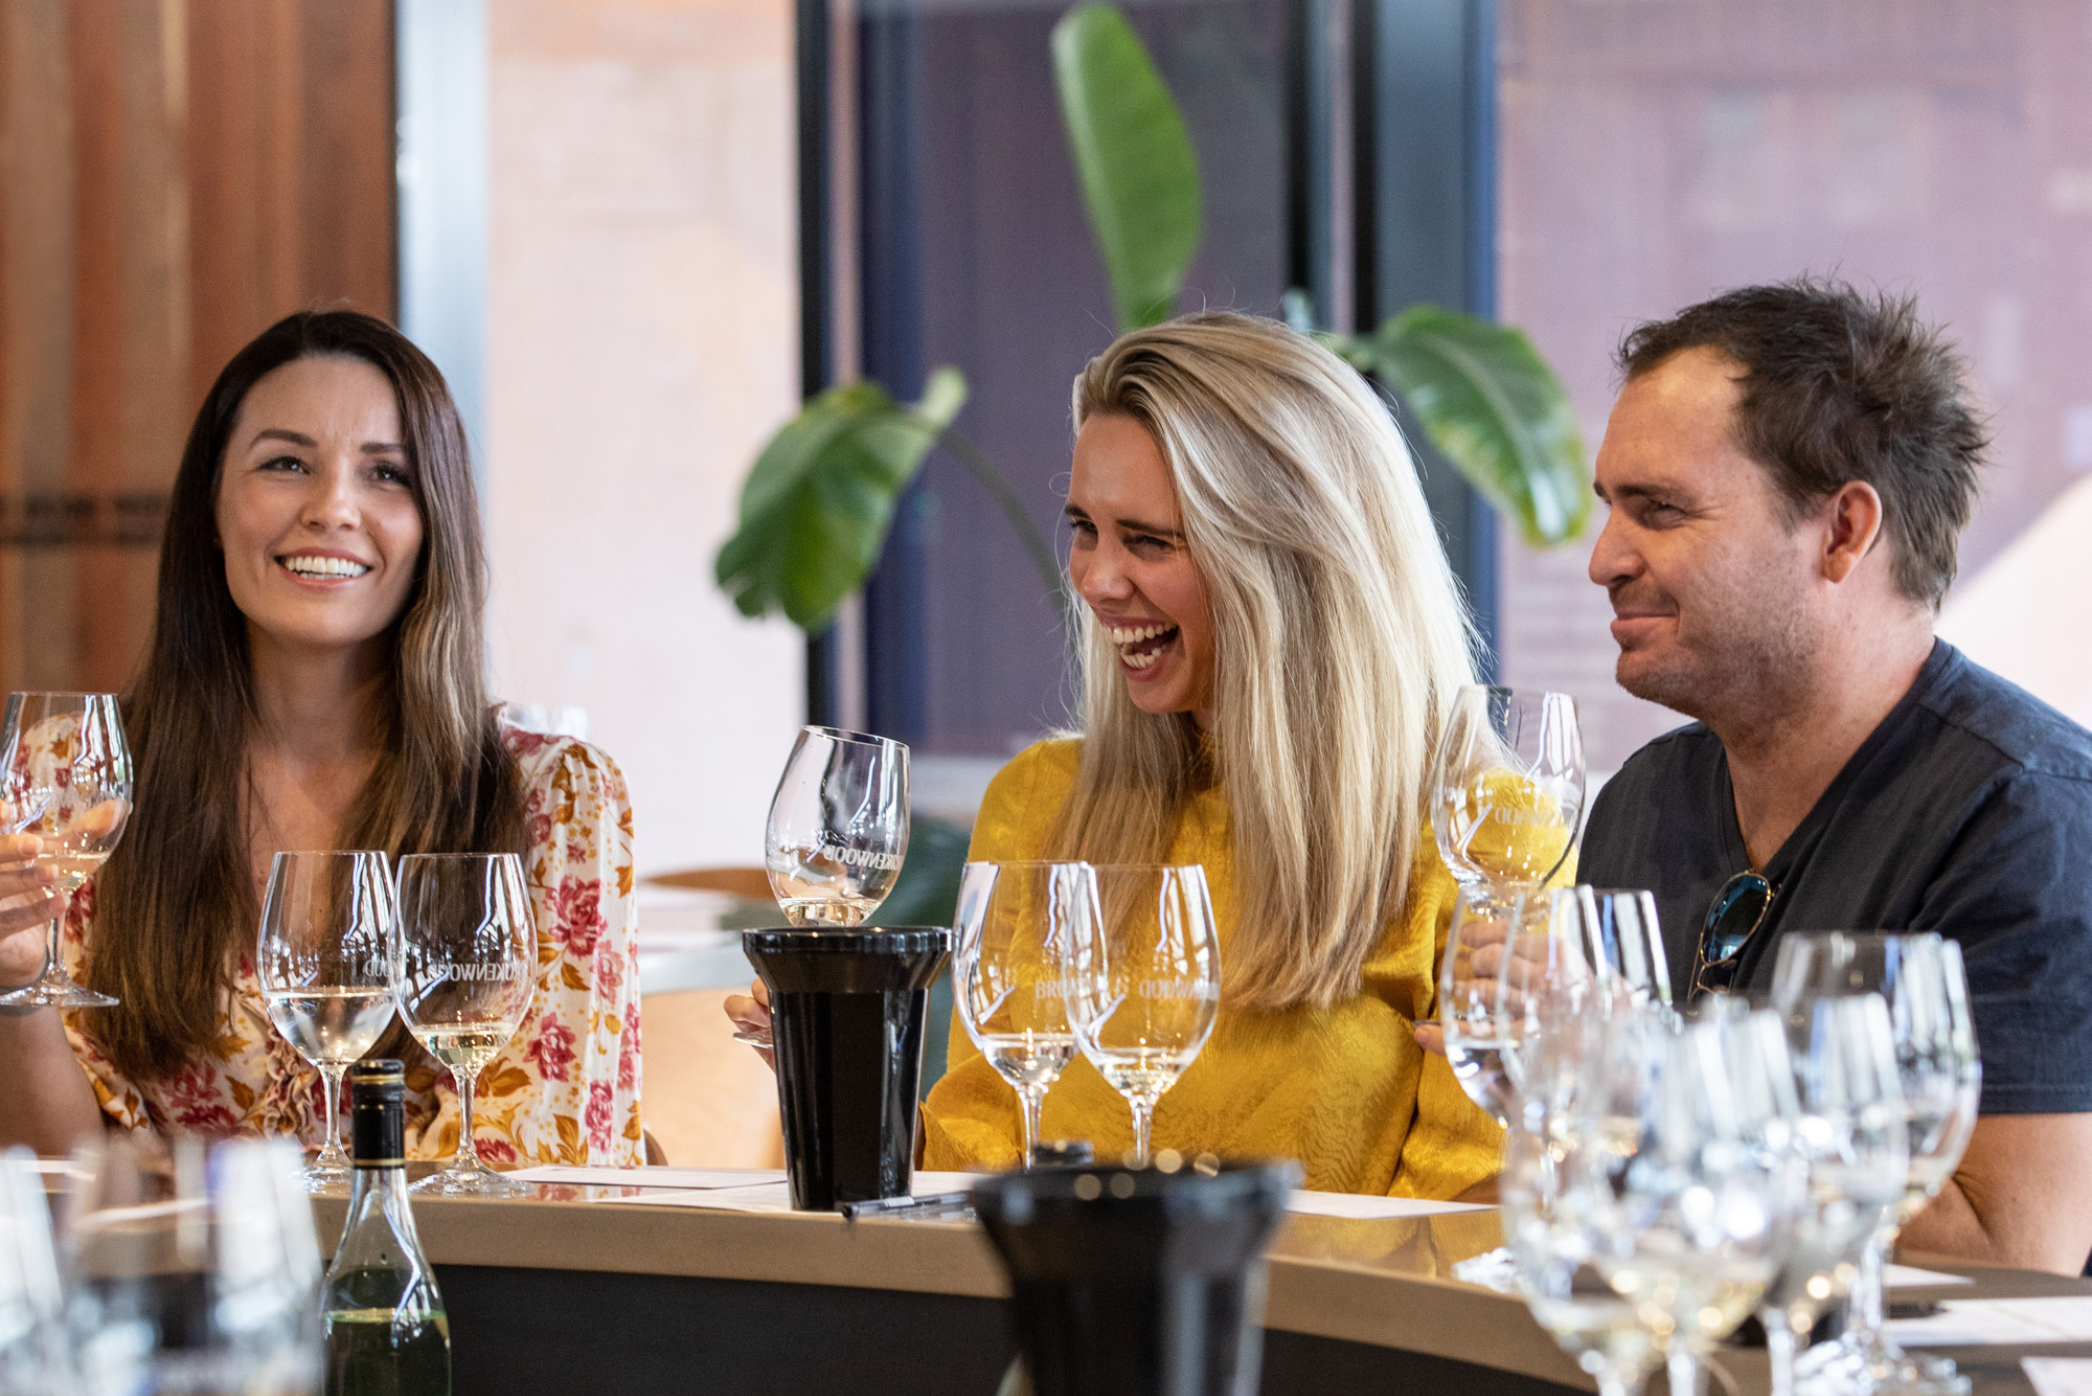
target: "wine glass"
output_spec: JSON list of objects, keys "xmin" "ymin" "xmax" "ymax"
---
[
  {"xmin": 0, "ymin": 1148, "xmax": 67, "ymax": 1393},
  {"xmin": 258, "ymin": 851, "xmax": 399, "ymax": 1195},
  {"xmin": 1558, "ymin": 887, "xmax": 1674, "ymax": 1023},
  {"xmin": 1063, "ymin": 863, "xmax": 1221, "ymax": 1167},
  {"xmin": 1774, "ymin": 933, "xmax": 1981, "ymax": 1396},
  {"xmin": 393, "ymin": 853, "xmax": 535, "ymax": 1197},
  {"xmin": 0, "ymin": 692, "xmax": 133, "ymax": 1009},
  {"xmin": 1582, "ymin": 1004, "xmax": 1803, "ymax": 1396},
  {"xmin": 952, "ymin": 861, "xmax": 1083, "ymax": 1169},
  {"xmin": 765, "ymin": 726, "xmax": 909, "ymax": 927},
  {"xmin": 1754, "ymin": 992, "xmax": 1909, "ymax": 1396},
  {"xmin": 1432, "ymin": 686, "xmax": 1583, "ymax": 913}
]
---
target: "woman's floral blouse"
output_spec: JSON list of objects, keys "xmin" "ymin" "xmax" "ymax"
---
[{"xmin": 55, "ymin": 725, "xmax": 644, "ymax": 1167}]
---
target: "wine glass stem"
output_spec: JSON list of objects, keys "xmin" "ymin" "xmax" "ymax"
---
[
  {"xmin": 1764, "ymin": 1311, "xmax": 1797, "ymax": 1396},
  {"xmin": 1130, "ymin": 1096, "xmax": 1155, "ymax": 1168},
  {"xmin": 318, "ymin": 1063, "xmax": 348, "ymax": 1162},
  {"xmin": 453, "ymin": 1064, "xmax": 483, "ymax": 1173},
  {"xmin": 1848, "ymin": 1225, "xmax": 1892, "ymax": 1347},
  {"xmin": 1665, "ymin": 1347, "xmax": 1704, "ymax": 1396},
  {"xmin": 1018, "ymin": 1088, "xmax": 1045, "ymax": 1171},
  {"xmin": 39, "ymin": 916, "xmax": 61, "ymax": 983}
]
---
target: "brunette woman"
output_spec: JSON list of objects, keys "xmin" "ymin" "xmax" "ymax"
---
[{"xmin": 0, "ymin": 311, "xmax": 641, "ymax": 1165}]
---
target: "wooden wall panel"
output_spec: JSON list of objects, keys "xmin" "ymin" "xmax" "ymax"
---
[{"xmin": 0, "ymin": 0, "xmax": 395, "ymax": 697}]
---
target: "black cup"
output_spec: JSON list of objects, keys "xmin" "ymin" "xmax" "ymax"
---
[
  {"xmin": 971, "ymin": 1161, "xmax": 1297, "ymax": 1396},
  {"xmin": 742, "ymin": 926, "xmax": 953, "ymax": 1211}
]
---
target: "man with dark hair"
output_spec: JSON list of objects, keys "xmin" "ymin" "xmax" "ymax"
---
[{"xmin": 1580, "ymin": 278, "xmax": 2092, "ymax": 1274}]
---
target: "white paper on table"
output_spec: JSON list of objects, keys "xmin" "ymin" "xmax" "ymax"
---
[
  {"xmin": 1885, "ymin": 1264, "xmax": 1975, "ymax": 1289},
  {"xmin": 2025, "ymin": 1358, "xmax": 2092, "ymax": 1396},
  {"xmin": 612, "ymin": 1171, "xmax": 991, "ymax": 1214},
  {"xmin": 506, "ymin": 1166, "xmax": 785, "ymax": 1191},
  {"xmin": 1889, "ymin": 1298, "xmax": 2092, "ymax": 1347},
  {"xmin": 1285, "ymin": 1191, "xmax": 1492, "ymax": 1220}
]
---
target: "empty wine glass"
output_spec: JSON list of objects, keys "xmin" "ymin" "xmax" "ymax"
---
[
  {"xmin": 393, "ymin": 853, "xmax": 535, "ymax": 1198},
  {"xmin": 765, "ymin": 726, "xmax": 909, "ymax": 927},
  {"xmin": 953, "ymin": 861, "xmax": 1083, "ymax": 1168},
  {"xmin": 1775, "ymin": 933, "xmax": 1981, "ymax": 1396},
  {"xmin": 1432, "ymin": 686, "xmax": 1584, "ymax": 913},
  {"xmin": 258, "ymin": 851, "xmax": 398, "ymax": 1195},
  {"xmin": 1557, "ymin": 887, "xmax": 1674, "ymax": 1022},
  {"xmin": 1582, "ymin": 1004, "xmax": 1803, "ymax": 1396},
  {"xmin": 0, "ymin": 1149, "xmax": 67, "ymax": 1394},
  {"xmin": 1755, "ymin": 993, "xmax": 1909, "ymax": 1396},
  {"xmin": 1063, "ymin": 864, "xmax": 1220, "ymax": 1167},
  {"xmin": 0, "ymin": 692, "xmax": 133, "ymax": 1009}
]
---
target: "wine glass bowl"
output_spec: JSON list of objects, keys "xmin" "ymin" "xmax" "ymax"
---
[
  {"xmin": 953, "ymin": 861, "xmax": 1083, "ymax": 1168},
  {"xmin": 0, "ymin": 692, "xmax": 133, "ymax": 1009},
  {"xmin": 1432, "ymin": 686, "xmax": 1584, "ymax": 909},
  {"xmin": 392, "ymin": 853, "xmax": 535, "ymax": 1197},
  {"xmin": 1063, "ymin": 863, "xmax": 1220, "ymax": 1167},
  {"xmin": 257, "ymin": 851, "xmax": 399, "ymax": 1195},
  {"xmin": 765, "ymin": 726, "xmax": 910, "ymax": 928}
]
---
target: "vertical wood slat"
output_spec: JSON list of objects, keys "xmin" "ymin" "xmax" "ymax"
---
[{"xmin": 0, "ymin": 0, "xmax": 397, "ymax": 698}]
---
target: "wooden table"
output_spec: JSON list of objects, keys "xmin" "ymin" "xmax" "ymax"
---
[{"xmin": 311, "ymin": 1187, "xmax": 2092, "ymax": 1396}]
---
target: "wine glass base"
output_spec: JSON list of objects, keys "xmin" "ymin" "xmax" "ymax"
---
[
  {"xmin": 410, "ymin": 1165, "xmax": 529, "ymax": 1198},
  {"xmin": 0, "ymin": 971, "xmax": 117, "ymax": 1009},
  {"xmin": 1794, "ymin": 1331, "xmax": 1971, "ymax": 1396},
  {"xmin": 298, "ymin": 1158, "xmax": 353, "ymax": 1196}
]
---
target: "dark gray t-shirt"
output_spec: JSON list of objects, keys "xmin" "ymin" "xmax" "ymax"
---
[{"xmin": 1582, "ymin": 640, "xmax": 2092, "ymax": 1115}]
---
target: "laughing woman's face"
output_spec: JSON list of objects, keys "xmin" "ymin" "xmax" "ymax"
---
[{"xmin": 1064, "ymin": 412, "xmax": 1217, "ymax": 727}]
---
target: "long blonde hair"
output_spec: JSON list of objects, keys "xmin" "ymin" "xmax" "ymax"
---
[{"xmin": 1051, "ymin": 311, "xmax": 1477, "ymax": 1012}]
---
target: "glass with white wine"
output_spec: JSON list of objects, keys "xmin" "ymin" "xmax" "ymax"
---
[
  {"xmin": 393, "ymin": 853, "xmax": 535, "ymax": 1197},
  {"xmin": 953, "ymin": 861, "xmax": 1084, "ymax": 1167},
  {"xmin": 258, "ymin": 850, "xmax": 399, "ymax": 1194},
  {"xmin": 764, "ymin": 726, "xmax": 909, "ymax": 927},
  {"xmin": 0, "ymin": 691, "xmax": 133, "ymax": 1009}
]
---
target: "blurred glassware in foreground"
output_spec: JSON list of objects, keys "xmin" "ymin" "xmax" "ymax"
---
[
  {"xmin": 259, "ymin": 851, "xmax": 399, "ymax": 1196},
  {"xmin": 953, "ymin": 861, "xmax": 1084, "ymax": 1168},
  {"xmin": 1774, "ymin": 933, "xmax": 1982, "ymax": 1396},
  {"xmin": 394, "ymin": 853, "xmax": 536, "ymax": 1199},
  {"xmin": 1755, "ymin": 993, "xmax": 1909, "ymax": 1396},
  {"xmin": 765, "ymin": 726, "xmax": 910, "ymax": 929},
  {"xmin": 0, "ymin": 692, "xmax": 133, "ymax": 1010},
  {"xmin": 1431, "ymin": 686, "xmax": 1584, "ymax": 915},
  {"xmin": 1064, "ymin": 864, "xmax": 1220, "ymax": 1168},
  {"xmin": 66, "ymin": 1136, "xmax": 320, "ymax": 1396},
  {"xmin": 1577, "ymin": 1003, "xmax": 1804, "ymax": 1396},
  {"xmin": 0, "ymin": 1149, "xmax": 68, "ymax": 1394}
]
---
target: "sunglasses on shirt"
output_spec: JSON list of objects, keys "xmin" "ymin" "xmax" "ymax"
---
[{"xmin": 1693, "ymin": 870, "xmax": 1777, "ymax": 996}]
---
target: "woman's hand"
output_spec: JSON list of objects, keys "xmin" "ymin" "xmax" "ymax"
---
[
  {"xmin": 0, "ymin": 833, "xmax": 58, "ymax": 989},
  {"xmin": 723, "ymin": 978, "xmax": 775, "ymax": 1071}
]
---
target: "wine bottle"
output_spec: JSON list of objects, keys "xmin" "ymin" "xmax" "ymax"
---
[{"xmin": 322, "ymin": 1059, "xmax": 452, "ymax": 1396}]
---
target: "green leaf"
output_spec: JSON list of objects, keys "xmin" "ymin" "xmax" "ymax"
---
[
  {"xmin": 714, "ymin": 368, "xmax": 970, "ymax": 630},
  {"xmin": 1052, "ymin": 5, "xmax": 1201, "ymax": 330},
  {"xmin": 1327, "ymin": 307, "xmax": 1591, "ymax": 548}
]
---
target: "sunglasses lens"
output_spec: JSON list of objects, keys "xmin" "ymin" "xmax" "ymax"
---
[{"xmin": 1702, "ymin": 875, "xmax": 1772, "ymax": 965}]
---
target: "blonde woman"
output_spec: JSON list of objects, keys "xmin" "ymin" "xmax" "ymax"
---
[{"xmin": 732, "ymin": 311, "xmax": 1502, "ymax": 1197}]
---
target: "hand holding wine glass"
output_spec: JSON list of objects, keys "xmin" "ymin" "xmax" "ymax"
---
[
  {"xmin": 258, "ymin": 851, "xmax": 399, "ymax": 1195},
  {"xmin": 952, "ymin": 861, "xmax": 1083, "ymax": 1167},
  {"xmin": 1064, "ymin": 863, "xmax": 1220, "ymax": 1167},
  {"xmin": 0, "ymin": 692, "xmax": 133, "ymax": 1009},
  {"xmin": 393, "ymin": 853, "xmax": 535, "ymax": 1197}
]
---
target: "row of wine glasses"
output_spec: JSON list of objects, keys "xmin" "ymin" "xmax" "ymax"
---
[
  {"xmin": 953, "ymin": 860, "xmax": 1219, "ymax": 1168},
  {"xmin": 258, "ymin": 850, "xmax": 536, "ymax": 1199},
  {"xmin": 1501, "ymin": 930, "xmax": 1981, "ymax": 1396}
]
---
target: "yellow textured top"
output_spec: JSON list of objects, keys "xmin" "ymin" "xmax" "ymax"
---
[{"xmin": 920, "ymin": 738, "xmax": 1506, "ymax": 1197}]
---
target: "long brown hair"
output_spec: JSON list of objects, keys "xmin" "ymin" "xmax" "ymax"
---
[{"xmin": 83, "ymin": 310, "xmax": 526, "ymax": 1080}]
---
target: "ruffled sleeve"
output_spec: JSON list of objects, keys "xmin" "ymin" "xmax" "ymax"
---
[{"xmin": 405, "ymin": 732, "xmax": 644, "ymax": 1165}]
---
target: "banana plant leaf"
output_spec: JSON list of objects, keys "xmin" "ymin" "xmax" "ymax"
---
[
  {"xmin": 1052, "ymin": 4, "xmax": 1201, "ymax": 331},
  {"xmin": 715, "ymin": 368, "xmax": 969, "ymax": 630},
  {"xmin": 1329, "ymin": 306, "xmax": 1590, "ymax": 547}
]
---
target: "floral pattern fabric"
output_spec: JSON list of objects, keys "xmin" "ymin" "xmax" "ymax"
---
[{"xmin": 56, "ymin": 724, "xmax": 644, "ymax": 1167}]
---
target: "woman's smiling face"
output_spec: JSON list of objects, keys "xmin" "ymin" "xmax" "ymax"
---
[
  {"xmin": 213, "ymin": 355, "xmax": 426, "ymax": 656},
  {"xmin": 1065, "ymin": 412, "xmax": 1217, "ymax": 725}
]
